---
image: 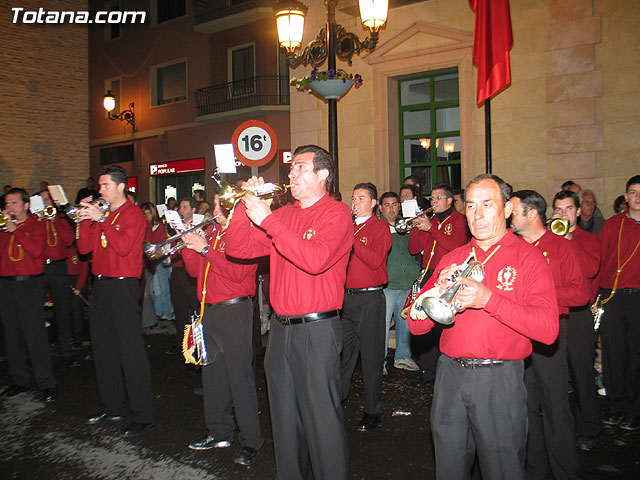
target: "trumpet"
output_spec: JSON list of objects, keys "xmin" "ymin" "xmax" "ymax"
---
[
  {"xmin": 591, "ymin": 293, "xmax": 604, "ymax": 331},
  {"xmin": 65, "ymin": 198, "xmax": 110, "ymax": 223},
  {"xmin": 395, "ymin": 207, "xmax": 435, "ymax": 234},
  {"xmin": 0, "ymin": 212, "xmax": 17, "ymax": 230},
  {"xmin": 143, "ymin": 215, "xmax": 219, "ymax": 260},
  {"xmin": 37, "ymin": 205, "xmax": 57, "ymax": 220},
  {"xmin": 546, "ymin": 217, "xmax": 570, "ymax": 236},
  {"xmin": 212, "ymin": 169, "xmax": 292, "ymax": 211}
]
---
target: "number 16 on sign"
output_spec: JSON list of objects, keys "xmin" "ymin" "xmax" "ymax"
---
[{"xmin": 231, "ymin": 120, "xmax": 278, "ymax": 167}]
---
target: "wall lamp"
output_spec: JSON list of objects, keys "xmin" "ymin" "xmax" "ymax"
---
[{"xmin": 103, "ymin": 90, "xmax": 136, "ymax": 131}]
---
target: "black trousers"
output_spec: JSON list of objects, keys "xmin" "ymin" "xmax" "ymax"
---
[
  {"xmin": 201, "ymin": 298, "xmax": 263, "ymax": 450},
  {"xmin": 432, "ymin": 355, "xmax": 527, "ymax": 480},
  {"xmin": 265, "ymin": 315, "xmax": 349, "ymax": 480},
  {"xmin": 525, "ymin": 318, "xmax": 579, "ymax": 480},
  {"xmin": 170, "ymin": 266, "xmax": 198, "ymax": 346},
  {"xmin": 414, "ymin": 324, "xmax": 443, "ymax": 382},
  {"xmin": 567, "ymin": 306, "xmax": 602, "ymax": 436},
  {"xmin": 68, "ymin": 273, "xmax": 88, "ymax": 344},
  {"xmin": 44, "ymin": 260, "xmax": 73, "ymax": 358},
  {"xmin": 599, "ymin": 290, "xmax": 640, "ymax": 416},
  {"xmin": 89, "ymin": 278, "xmax": 153, "ymax": 423},
  {"xmin": 0, "ymin": 277, "xmax": 55, "ymax": 389},
  {"xmin": 340, "ymin": 289, "xmax": 386, "ymax": 415}
]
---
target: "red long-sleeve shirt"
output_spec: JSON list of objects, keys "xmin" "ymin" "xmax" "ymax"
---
[
  {"xmin": 0, "ymin": 215, "xmax": 46, "ymax": 276},
  {"xmin": 346, "ymin": 216, "xmax": 391, "ymax": 288},
  {"xmin": 531, "ymin": 230, "xmax": 589, "ymax": 315},
  {"xmin": 41, "ymin": 215, "xmax": 75, "ymax": 261},
  {"xmin": 598, "ymin": 213, "xmax": 640, "ymax": 290},
  {"xmin": 409, "ymin": 209, "xmax": 469, "ymax": 270},
  {"xmin": 147, "ymin": 223, "xmax": 168, "ymax": 244},
  {"xmin": 77, "ymin": 200, "xmax": 145, "ymax": 278},
  {"xmin": 225, "ymin": 193, "xmax": 353, "ymax": 316},
  {"xmin": 182, "ymin": 225, "xmax": 257, "ymax": 304},
  {"xmin": 570, "ymin": 226, "xmax": 601, "ymax": 302},
  {"xmin": 408, "ymin": 231, "xmax": 559, "ymax": 360},
  {"xmin": 66, "ymin": 245, "xmax": 89, "ymax": 291}
]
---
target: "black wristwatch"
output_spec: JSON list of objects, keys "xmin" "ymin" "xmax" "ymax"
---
[{"xmin": 199, "ymin": 245, "xmax": 210, "ymax": 257}]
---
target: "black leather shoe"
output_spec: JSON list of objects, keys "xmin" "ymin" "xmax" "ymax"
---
[
  {"xmin": 620, "ymin": 415, "xmax": 640, "ymax": 431},
  {"xmin": 123, "ymin": 421, "xmax": 154, "ymax": 437},
  {"xmin": 2, "ymin": 385, "xmax": 31, "ymax": 397},
  {"xmin": 603, "ymin": 412, "xmax": 623, "ymax": 426},
  {"xmin": 234, "ymin": 446, "xmax": 259, "ymax": 466},
  {"xmin": 189, "ymin": 434, "xmax": 232, "ymax": 450},
  {"xmin": 357, "ymin": 413, "xmax": 382, "ymax": 432},
  {"xmin": 576, "ymin": 434, "xmax": 597, "ymax": 451},
  {"xmin": 87, "ymin": 412, "xmax": 127, "ymax": 425},
  {"xmin": 42, "ymin": 388, "xmax": 56, "ymax": 403}
]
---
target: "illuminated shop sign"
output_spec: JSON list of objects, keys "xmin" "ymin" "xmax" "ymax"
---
[{"xmin": 149, "ymin": 157, "xmax": 205, "ymax": 176}]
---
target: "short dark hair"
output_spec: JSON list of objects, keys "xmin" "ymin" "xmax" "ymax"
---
[
  {"xmin": 561, "ymin": 180, "xmax": 575, "ymax": 190},
  {"xmin": 193, "ymin": 189, "xmax": 206, "ymax": 199},
  {"xmin": 403, "ymin": 175, "xmax": 422, "ymax": 188},
  {"xmin": 6, "ymin": 187, "xmax": 29, "ymax": 204},
  {"xmin": 432, "ymin": 183, "xmax": 453, "ymax": 199},
  {"xmin": 553, "ymin": 190, "xmax": 579, "ymax": 209},
  {"xmin": 453, "ymin": 188, "xmax": 464, "ymax": 196},
  {"xmin": 511, "ymin": 189, "xmax": 547, "ymax": 223},
  {"xmin": 353, "ymin": 182, "xmax": 377, "ymax": 201},
  {"xmin": 626, "ymin": 175, "xmax": 640, "ymax": 192},
  {"xmin": 99, "ymin": 165, "xmax": 128, "ymax": 189},
  {"xmin": 380, "ymin": 191, "xmax": 400, "ymax": 204},
  {"xmin": 178, "ymin": 196, "xmax": 198, "ymax": 209},
  {"xmin": 400, "ymin": 184, "xmax": 419, "ymax": 198},
  {"xmin": 466, "ymin": 174, "xmax": 511, "ymax": 204},
  {"xmin": 614, "ymin": 195, "xmax": 627, "ymax": 213},
  {"xmin": 293, "ymin": 145, "xmax": 335, "ymax": 192}
]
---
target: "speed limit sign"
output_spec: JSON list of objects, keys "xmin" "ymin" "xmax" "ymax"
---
[{"xmin": 231, "ymin": 120, "xmax": 278, "ymax": 167}]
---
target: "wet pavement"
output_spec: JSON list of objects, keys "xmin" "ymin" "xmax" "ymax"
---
[{"xmin": 1, "ymin": 321, "xmax": 639, "ymax": 479}]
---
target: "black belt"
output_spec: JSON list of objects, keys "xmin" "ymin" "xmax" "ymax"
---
[
  {"xmin": 96, "ymin": 275, "xmax": 137, "ymax": 281},
  {"xmin": 455, "ymin": 357, "xmax": 505, "ymax": 369},
  {"xmin": 345, "ymin": 285, "xmax": 384, "ymax": 295},
  {"xmin": 45, "ymin": 258, "xmax": 66, "ymax": 265},
  {"xmin": 559, "ymin": 314, "xmax": 569, "ymax": 320},
  {"xmin": 276, "ymin": 309, "xmax": 339, "ymax": 326},
  {"xmin": 206, "ymin": 296, "xmax": 250, "ymax": 308},
  {"xmin": 1, "ymin": 274, "xmax": 43, "ymax": 281},
  {"xmin": 616, "ymin": 288, "xmax": 640, "ymax": 295}
]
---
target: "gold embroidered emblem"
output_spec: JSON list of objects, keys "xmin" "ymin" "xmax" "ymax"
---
[
  {"xmin": 496, "ymin": 266, "xmax": 517, "ymax": 291},
  {"xmin": 217, "ymin": 240, "xmax": 226, "ymax": 252},
  {"xmin": 303, "ymin": 229, "xmax": 316, "ymax": 240},
  {"xmin": 444, "ymin": 223, "xmax": 453, "ymax": 235},
  {"xmin": 359, "ymin": 236, "xmax": 368, "ymax": 246}
]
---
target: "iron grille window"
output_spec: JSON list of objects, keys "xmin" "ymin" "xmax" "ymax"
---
[{"xmin": 398, "ymin": 69, "xmax": 461, "ymax": 193}]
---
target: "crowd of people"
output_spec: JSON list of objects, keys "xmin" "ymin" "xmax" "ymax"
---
[{"xmin": 1, "ymin": 151, "xmax": 639, "ymax": 479}]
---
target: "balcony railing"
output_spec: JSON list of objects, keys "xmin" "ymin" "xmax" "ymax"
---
[
  {"xmin": 194, "ymin": 75, "xmax": 290, "ymax": 117},
  {"xmin": 193, "ymin": 0, "xmax": 273, "ymax": 25}
]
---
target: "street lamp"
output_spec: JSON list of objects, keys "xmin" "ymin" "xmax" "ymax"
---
[
  {"xmin": 274, "ymin": 0, "xmax": 388, "ymax": 193},
  {"xmin": 103, "ymin": 90, "xmax": 136, "ymax": 131}
]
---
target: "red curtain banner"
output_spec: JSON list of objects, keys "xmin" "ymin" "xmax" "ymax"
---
[{"xmin": 469, "ymin": 0, "xmax": 514, "ymax": 105}]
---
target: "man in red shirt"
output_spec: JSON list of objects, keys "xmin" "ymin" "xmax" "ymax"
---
[
  {"xmin": 510, "ymin": 189, "xmax": 589, "ymax": 480},
  {"xmin": 341, "ymin": 182, "xmax": 391, "ymax": 432},
  {"xmin": 77, "ymin": 165, "xmax": 153, "ymax": 437},
  {"xmin": 225, "ymin": 145, "xmax": 353, "ymax": 480},
  {"xmin": 180, "ymin": 193, "xmax": 263, "ymax": 466},
  {"xmin": 598, "ymin": 175, "xmax": 640, "ymax": 431},
  {"xmin": 409, "ymin": 183, "xmax": 469, "ymax": 388},
  {"xmin": 39, "ymin": 189, "xmax": 78, "ymax": 366},
  {"xmin": 407, "ymin": 175, "xmax": 559, "ymax": 479},
  {"xmin": 552, "ymin": 190, "xmax": 602, "ymax": 450},
  {"xmin": 0, "ymin": 188, "xmax": 56, "ymax": 402}
]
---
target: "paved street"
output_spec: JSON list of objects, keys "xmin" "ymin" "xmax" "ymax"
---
[{"xmin": 1, "ymin": 321, "xmax": 639, "ymax": 479}]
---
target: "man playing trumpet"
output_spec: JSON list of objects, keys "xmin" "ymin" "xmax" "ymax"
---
[{"xmin": 407, "ymin": 175, "xmax": 559, "ymax": 480}]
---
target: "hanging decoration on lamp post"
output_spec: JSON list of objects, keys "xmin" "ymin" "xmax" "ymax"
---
[{"xmin": 273, "ymin": 0, "xmax": 388, "ymax": 193}]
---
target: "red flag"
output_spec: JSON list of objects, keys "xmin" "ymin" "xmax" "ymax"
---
[{"xmin": 469, "ymin": 0, "xmax": 513, "ymax": 104}]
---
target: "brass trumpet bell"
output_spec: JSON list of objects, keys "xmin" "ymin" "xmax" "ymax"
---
[
  {"xmin": 212, "ymin": 169, "xmax": 291, "ymax": 211},
  {"xmin": 0, "ymin": 212, "xmax": 17, "ymax": 228},
  {"xmin": 38, "ymin": 205, "xmax": 57, "ymax": 220},
  {"xmin": 546, "ymin": 217, "xmax": 570, "ymax": 236}
]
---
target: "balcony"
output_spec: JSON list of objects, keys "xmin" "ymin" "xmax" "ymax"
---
[
  {"xmin": 193, "ymin": 0, "xmax": 274, "ymax": 34},
  {"xmin": 194, "ymin": 75, "xmax": 290, "ymax": 121}
]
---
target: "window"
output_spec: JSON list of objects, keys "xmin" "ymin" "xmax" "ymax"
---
[
  {"xmin": 229, "ymin": 44, "xmax": 254, "ymax": 96},
  {"xmin": 100, "ymin": 145, "xmax": 133, "ymax": 165},
  {"xmin": 151, "ymin": 59, "xmax": 187, "ymax": 106},
  {"xmin": 104, "ymin": 76, "xmax": 121, "ymax": 118},
  {"xmin": 104, "ymin": 0, "xmax": 120, "ymax": 41},
  {"xmin": 398, "ymin": 69, "xmax": 461, "ymax": 192},
  {"xmin": 154, "ymin": 0, "xmax": 186, "ymax": 24}
]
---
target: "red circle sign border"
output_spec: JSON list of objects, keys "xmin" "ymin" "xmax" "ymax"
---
[{"xmin": 231, "ymin": 120, "xmax": 278, "ymax": 167}]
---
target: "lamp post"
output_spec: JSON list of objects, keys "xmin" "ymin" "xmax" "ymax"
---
[
  {"xmin": 274, "ymin": 0, "xmax": 388, "ymax": 193},
  {"xmin": 103, "ymin": 90, "xmax": 136, "ymax": 132}
]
